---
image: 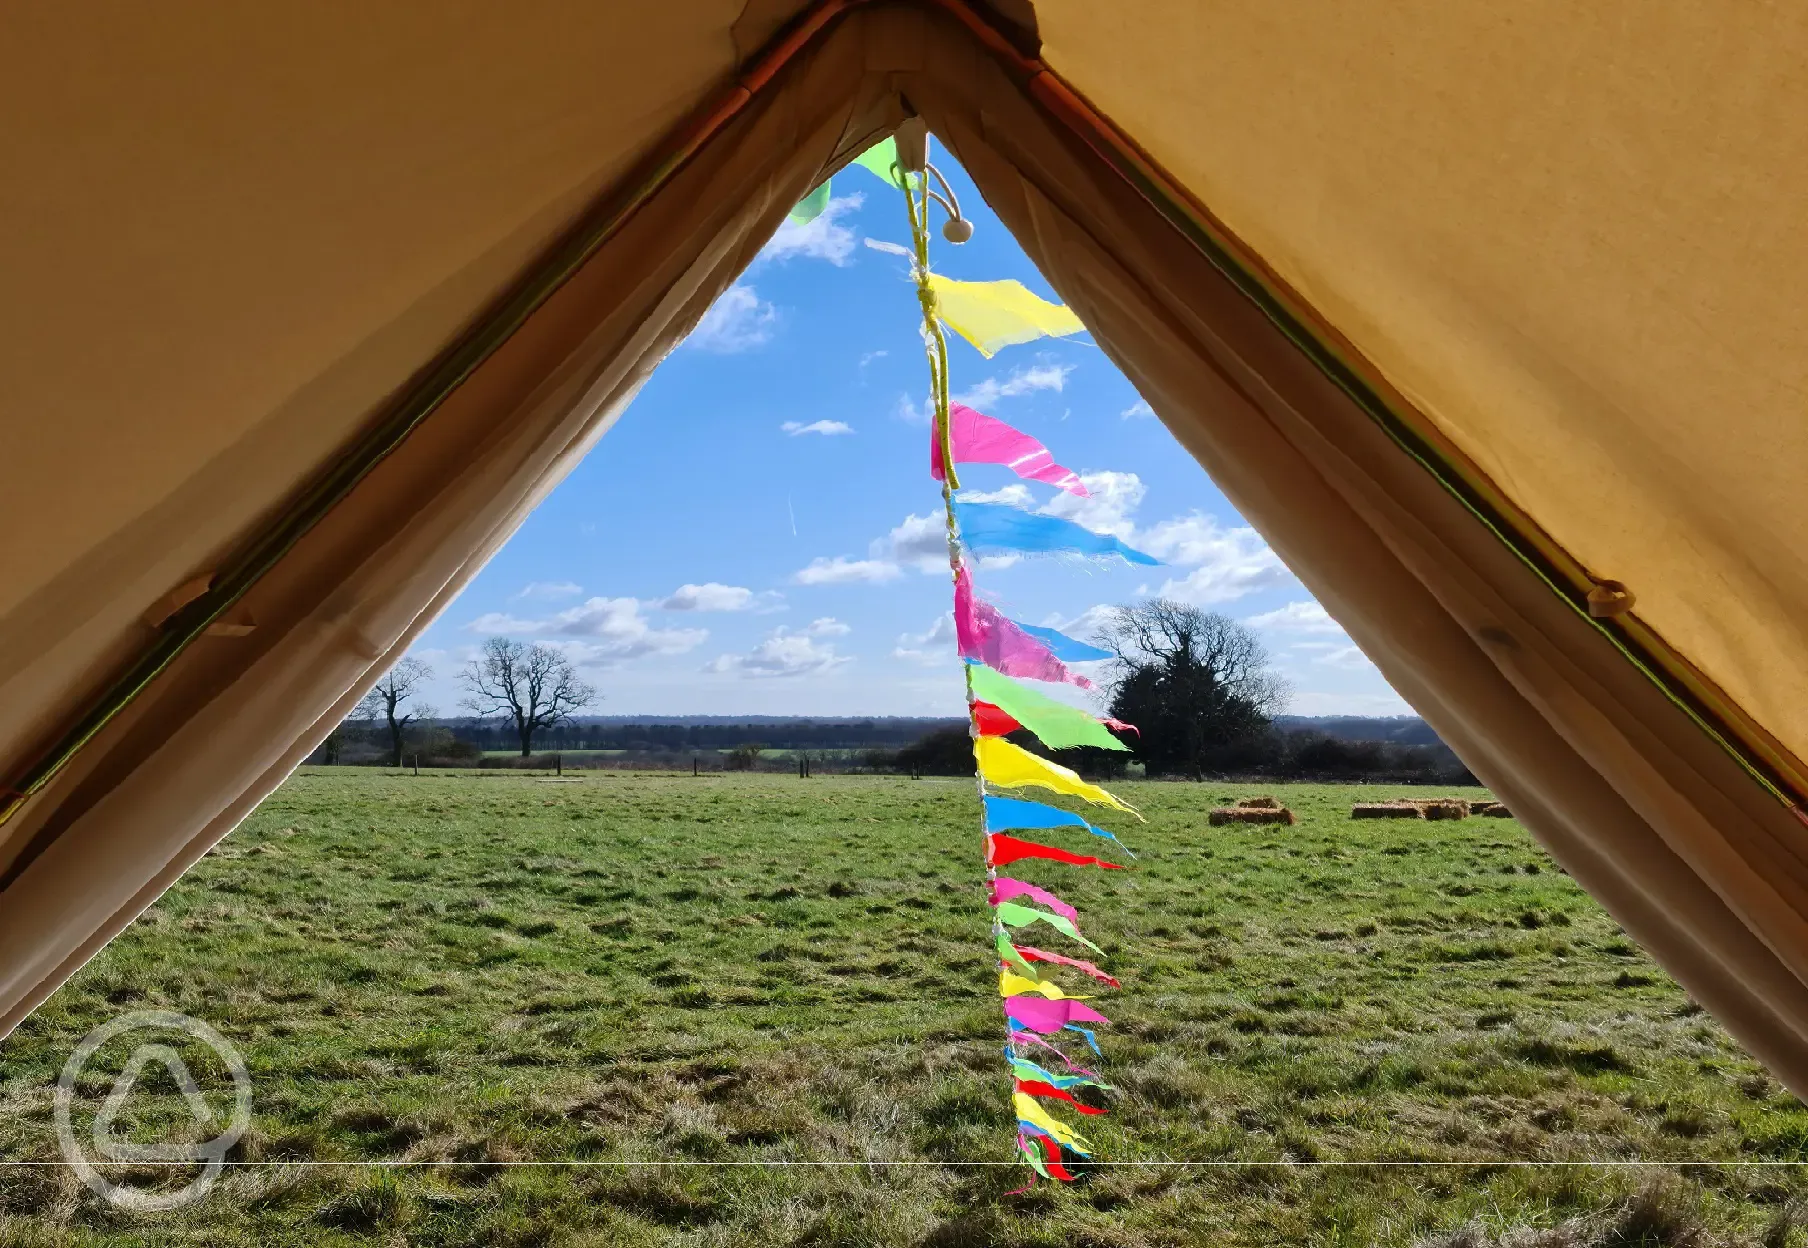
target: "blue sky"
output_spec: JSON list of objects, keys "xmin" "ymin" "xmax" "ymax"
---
[{"xmin": 404, "ymin": 151, "xmax": 1412, "ymax": 720}]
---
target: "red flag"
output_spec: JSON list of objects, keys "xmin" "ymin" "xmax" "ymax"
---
[
  {"xmin": 1027, "ymin": 1132, "xmax": 1076, "ymax": 1181},
  {"xmin": 971, "ymin": 700, "xmax": 1021, "ymax": 737},
  {"xmin": 1015, "ymin": 1079, "xmax": 1108, "ymax": 1114},
  {"xmin": 989, "ymin": 833, "xmax": 1126, "ymax": 870}
]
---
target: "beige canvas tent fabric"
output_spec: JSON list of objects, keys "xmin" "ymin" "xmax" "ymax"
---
[
  {"xmin": 0, "ymin": 1, "xmax": 766, "ymax": 797},
  {"xmin": 4, "ymin": 0, "xmax": 1808, "ymax": 1095},
  {"xmin": 1036, "ymin": 0, "xmax": 1808, "ymax": 782},
  {"xmin": 0, "ymin": 4, "xmax": 898, "ymax": 1033}
]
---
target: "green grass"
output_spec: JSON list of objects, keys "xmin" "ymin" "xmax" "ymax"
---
[{"xmin": 0, "ymin": 772, "xmax": 1804, "ymax": 1245}]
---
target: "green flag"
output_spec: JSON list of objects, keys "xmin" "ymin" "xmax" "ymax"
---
[
  {"xmin": 995, "ymin": 902, "xmax": 1102, "ymax": 953},
  {"xmin": 969, "ymin": 663, "xmax": 1127, "ymax": 751},
  {"xmin": 788, "ymin": 181, "xmax": 832, "ymax": 224},
  {"xmin": 851, "ymin": 137, "xmax": 900, "ymax": 186}
]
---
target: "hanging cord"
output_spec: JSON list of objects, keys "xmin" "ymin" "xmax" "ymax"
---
[{"xmin": 896, "ymin": 163, "xmax": 1026, "ymax": 1105}]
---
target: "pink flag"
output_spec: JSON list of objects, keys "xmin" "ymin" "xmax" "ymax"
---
[
  {"xmin": 1009, "ymin": 1030, "xmax": 1101, "ymax": 1077},
  {"xmin": 1015, "ymin": 946, "xmax": 1121, "ymax": 989},
  {"xmin": 991, "ymin": 878, "xmax": 1080, "ymax": 925},
  {"xmin": 955, "ymin": 565, "xmax": 1093, "ymax": 689},
  {"xmin": 1004, "ymin": 995, "xmax": 1111, "ymax": 1034},
  {"xmin": 931, "ymin": 403, "xmax": 1089, "ymax": 497}
]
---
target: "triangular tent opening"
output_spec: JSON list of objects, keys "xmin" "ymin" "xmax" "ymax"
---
[{"xmin": 4, "ymin": 0, "xmax": 1808, "ymax": 1105}]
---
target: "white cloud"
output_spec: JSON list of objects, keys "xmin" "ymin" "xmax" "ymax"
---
[
  {"xmin": 859, "ymin": 349, "xmax": 889, "ymax": 367},
  {"xmin": 542, "ymin": 597, "xmax": 708, "ymax": 657},
  {"xmin": 781, "ymin": 419, "xmax": 854, "ymax": 437},
  {"xmin": 1039, "ymin": 470, "xmax": 1146, "ymax": 539},
  {"xmin": 465, "ymin": 611, "xmax": 543, "ymax": 634},
  {"xmin": 792, "ymin": 556, "xmax": 903, "ymax": 585},
  {"xmin": 687, "ymin": 285, "xmax": 776, "ymax": 353},
  {"xmin": 894, "ymin": 614, "xmax": 957, "ymax": 664},
  {"xmin": 760, "ymin": 194, "xmax": 864, "ymax": 265},
  {"xmin": 959, "ymin": 484, "xmax": 1035, "ymax": 507},
  {"xmin": 894, "ymin": 392, "xmax": 931, "ymax": 425},
  {"xmin": 874, "ymin": 512, "xmax": 948, "ymax": 571},
  {"xmin": 862, "ymin": 237, "xmax": 912, "ymax": 258},
  {"xmin": 1156, "ymin": 559, "xmax": 1296, "ymax": 606},
  {"xmin": 1309, "ymin": 644, "xmax": 1375, "ymax": 671},
  {"xmin": 510, "ymin": 580, "xmax": 583, "ymax": 602},
  {"xmin": 1041, "ymin": 604, "xmax": 1120, "ymax": 645},
  {"xmin": 954, "ymin": 362, "xmax": 1075, "ymax": 409},
  {"xmin": 1121, "ymin": 399, "xmax": 1154, "ymax": 419},
  {"xmin": 469, "ymin": 597, "xmax": 707, "ymax": 664},
  {"xmin": 656, "ymin": 583, "xmax": 757, "ymax": 612},
  {"xmin": 706, "ymin": 626, "xmax": 852, "ymax": 678},
  {"xmin": 1287, "ymin": 689, "xmax": 1414, "ymax": 716},
  {"xmin": 1133, "ymin": 513, "xmax": 1297, "ymax": 605},
  {"xmin": 804, "ymin": 617, "xmax": 851, "ymax": 637},
  {"xmin": 1244, "ymin": 600, "xmax": 1343, "ymax": 634}
]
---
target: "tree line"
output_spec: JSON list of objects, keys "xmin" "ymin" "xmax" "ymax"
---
[{"xmin": 320, "ymin": 601, "xmax": 1473, "ymax": 783}]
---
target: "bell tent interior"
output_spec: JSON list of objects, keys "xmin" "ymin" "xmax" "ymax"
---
[{"xmin": 6, "ymin": 0, "xmax": 1808, "ymax": 1131}]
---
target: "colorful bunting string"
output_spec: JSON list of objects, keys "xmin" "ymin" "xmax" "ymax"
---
[{"xmin": 885, "ymin": 135, "xmax": 1144, "ymax": 1186}]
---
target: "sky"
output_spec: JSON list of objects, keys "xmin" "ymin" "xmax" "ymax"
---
[{"xmin": 403, "ymin": 150, "xmax": 1413, "ymax": 720}]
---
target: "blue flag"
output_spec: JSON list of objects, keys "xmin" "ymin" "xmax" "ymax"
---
[
  {"xmin": 954, "ymin": 501, "xmax": 1159, "ymax": 566},
  {"xmin": 983, "ymin": 796, "xmax": 1134, "ymax": 857},
  {"xmin": 1011, "ymin": 621, "xmax": 1112, "ymax": 662}
]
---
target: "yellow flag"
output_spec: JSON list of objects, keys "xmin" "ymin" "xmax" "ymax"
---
[
  {"xmin": 1014, "ymin": 1093, "xmax": 1090, "ymax": 1153},
  {"xmin": 1000, "ymin": 972, "xmax": 1087, "ymax": 1001},
  {"xmin": 928, "ymin": 276, "xmax": 1085, "ymax": 357},
  {"xmin": 974, "ymin": 737, "xmax": 1140, "ymax": 817}
]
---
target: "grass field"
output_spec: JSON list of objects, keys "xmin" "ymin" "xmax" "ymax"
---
[{"xmin": 1, "ymin": 771, "xmax": 1805, "ymax": 1246}]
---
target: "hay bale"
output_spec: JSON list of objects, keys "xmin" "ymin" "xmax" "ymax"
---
[
  {"xmin": 1476, "ymin": 802, "xmax": 1515, "ymax": 818},
  {"xmin": 1209, "ymin": 806, "xmax": 1297, "ymax": 826},
  {"xmin": 1352, "ymin": 802, "xmax": 1425, "ymax": 820},
  {"xmin": 1236, "ymin": 795, "xmax": 1282, "ymax": 809},
  {"xmin": 1387, "ymin": 797, "xmax": 1471, "ymax": 820}
]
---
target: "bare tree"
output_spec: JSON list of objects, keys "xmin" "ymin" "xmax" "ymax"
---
[
  {"xmin": 460, "ymin": 638, "xmax": 597, "ymax": 756},
  {"xmin": 355, "ymin": 656, "xmax": 435, "ymax": 768},
  {"xmin": 1096, "ymin": 599, "xmax": 1289, "ymax": 778}
]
